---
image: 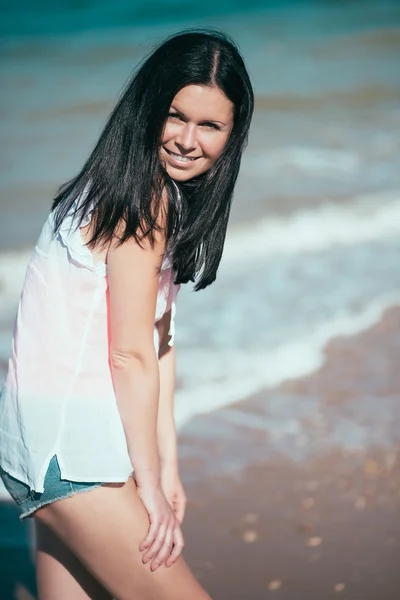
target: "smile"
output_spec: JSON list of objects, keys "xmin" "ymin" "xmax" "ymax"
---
[{"xmin": 164, "ymin": 148, "xmax": 200, "ymax": 164}]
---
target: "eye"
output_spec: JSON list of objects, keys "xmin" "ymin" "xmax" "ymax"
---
[
  {"xmin": 168, "ymin": 112, "xmax": 182, "ymax": 120},
  {"xmin": 202, "ymin": 122, "xmax": 220, "ymax": 131}
]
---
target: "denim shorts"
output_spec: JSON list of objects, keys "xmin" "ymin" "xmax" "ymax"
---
[{"xmin": 0, "ymin": 455, "xmax": 106, "ymax": 520}]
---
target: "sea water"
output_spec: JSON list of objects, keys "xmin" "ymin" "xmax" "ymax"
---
[{"xmin": 0, "ymin": 1, "xmax": 400, "ymax": 495}]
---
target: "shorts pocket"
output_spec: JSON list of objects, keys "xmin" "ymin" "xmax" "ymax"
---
[{"xmin": 0, "ymin": 467, "xmax": 32, "ymax": 505}]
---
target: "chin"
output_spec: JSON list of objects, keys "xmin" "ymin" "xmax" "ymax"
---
[{"xmin": 166, "ymin": 168, "xmax": 200, "ymax": 182}]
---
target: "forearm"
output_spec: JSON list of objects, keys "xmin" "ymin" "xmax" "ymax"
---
[
  {"xmin": 111, "ymin": 352, "xmax": 161, "ymax": 487},
  {"xmin": 157, "ymin": 344, "xmax": 178, "ymax": 468}
]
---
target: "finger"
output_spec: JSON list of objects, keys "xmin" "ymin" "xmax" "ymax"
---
[
  {"xmin": 140, "ymin": 524, "xmax": 158, "ymax": 551},
  {"xmin": 165, "ymin": 526, "xmax": 185, "ymax": 567},
  {"xmin": 150, "ymin": 522, "xmax": 174, "ymax": 571},
  {"xmin": 142, "ymin": 522, "xmax": 167, "ymax": 563},
  {"xmin": 139, "ymin": 516, "xmax": 160, "ymax": 552}
]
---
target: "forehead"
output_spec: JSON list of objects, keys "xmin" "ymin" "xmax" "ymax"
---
[{"xmin": 171, "ymin": 85, "xmax": 234, "ymax": 122}]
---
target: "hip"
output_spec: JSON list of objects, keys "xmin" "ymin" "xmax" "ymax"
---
[{"xmin": 0, "ymin": 455, "xmax": 106, "ymax": 521}]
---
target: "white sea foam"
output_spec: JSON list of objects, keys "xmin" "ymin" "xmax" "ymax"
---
[
  {"xmin": 174, "ymin": 291, "xmax": 400, "ymax": 430},
  {"xmin": 1, "ymin": 196, "xmax": 400, "ymax": 449},
  {"xmin": 1, "ymin": 191, "xmax": 397, "ymax": 306},
  {"xmin": 1, "ymin": 290, "xmax": 396, "ymax": 500},
  {"xmin": 1, "ymin": 192, "xmax": 400, "ymax": 366},
  {"xmin": 223, "ymin": 190, "xmax": 400, "ymax": 263}
]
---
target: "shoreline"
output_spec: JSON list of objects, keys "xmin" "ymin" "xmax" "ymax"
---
[{"xmin": 178, "ymin": 305, "xmax": 400, "ymax": 599}]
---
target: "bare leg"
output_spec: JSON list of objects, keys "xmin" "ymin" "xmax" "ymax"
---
[
  {"xmin": 35, "ymin": 520, "xmax": 112, "ymax": 600},
  {"xmin": 34, "ymin": 478, "xmax": 213, "ymax": 600}
]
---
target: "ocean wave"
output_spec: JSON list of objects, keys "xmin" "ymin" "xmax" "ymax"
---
[
  {"xmin": 1, "ymin": 196, "xmax": 400, "ymax": 442},
  {"xmin": 1, "ymin": 190, "xmax": 399, "ymax": 311},
  {"xmin": 223, "ymin": 190, "xmax": 400, "ymax": 263},
  {"xmin": 244, "ymin": 146, "xmax": 361, "ymax": 177},
  {"xmin": 174, "ymin": 291, "xmax": 400, "ymax": 430},
  {"xmin": 0, "ymin": 291, "xmax": 399, "ymax": 501}
]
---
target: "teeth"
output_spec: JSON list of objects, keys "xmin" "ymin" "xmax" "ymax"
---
[{"xmin": 168, "ymin": 150, "xmax": 196, "ymax": 162}]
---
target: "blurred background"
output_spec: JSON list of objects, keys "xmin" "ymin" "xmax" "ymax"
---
[{"xmin": 1, "ymin": 1, "xmax": 400, "ymax": 598}]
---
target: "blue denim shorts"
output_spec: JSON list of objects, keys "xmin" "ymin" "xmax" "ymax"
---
[{"xmin": 0, "ymin": 455, "xmax": 105, "ymax": 520}]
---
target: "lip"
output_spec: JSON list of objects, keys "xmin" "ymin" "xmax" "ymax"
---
[{"xmin": 163, "ymin": 147, "xmax": 201, "ymax": 168}]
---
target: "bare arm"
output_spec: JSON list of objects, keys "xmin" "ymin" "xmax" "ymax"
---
[
  {"xmin": 106, "ymin": 218, "xmax": 185, "ymax": 569},
  {"xmin": 107, "ymin": 226, "xmax": 163, "ymax": 488},
  {"xmin": 156, "ymin": 311, "xmax": 187, "ymax": 523}
]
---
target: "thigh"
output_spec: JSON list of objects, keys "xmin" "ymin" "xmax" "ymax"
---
[
  {"xmin": 35, "ymin": 520, "xmax": 112, "ymax": 600},
  {"xmin": 0, "ymin": 456, "xmax": 104, "ymax": 520},
  {"xmin": 34, "ymin": 477, "xmax": 212, "ymax": 600}
]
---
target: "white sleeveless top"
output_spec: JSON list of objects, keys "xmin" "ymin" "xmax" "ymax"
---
[{"xmin": 0, "ymin": 201, "xmax": 180, "ymax": 492}]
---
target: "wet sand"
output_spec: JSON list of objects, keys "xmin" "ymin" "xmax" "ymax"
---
[
  {"xmin": 178, "ymin": 306, "xmax": 400, "ymax": 600},
  {"xmin": 1, "ymin": 307, "xmax": 399, "ymax": 599}
]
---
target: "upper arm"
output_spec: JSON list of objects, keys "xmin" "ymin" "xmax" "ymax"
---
[{"xmin": 106, "ymin": 210, "xmax": 167, "ymax": 362}]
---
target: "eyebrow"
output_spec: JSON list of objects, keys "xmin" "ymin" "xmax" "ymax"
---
[{"xmin": 170, "ymin": 105, "xmax": 228, "ymax": 127}]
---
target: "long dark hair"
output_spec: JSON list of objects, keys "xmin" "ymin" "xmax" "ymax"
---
[{"xmin": 52, "ymin": 29, "xmax": 254, "ymax": 290}]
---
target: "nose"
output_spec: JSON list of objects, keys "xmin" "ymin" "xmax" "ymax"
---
[{"xmin": 175, "ymin": 123, "xmax": 197, "ymax": 153}]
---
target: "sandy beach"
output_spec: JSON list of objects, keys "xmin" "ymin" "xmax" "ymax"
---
[{"xmin": 178, "ymin": 306, "xmax": 400, "ymax": 600}]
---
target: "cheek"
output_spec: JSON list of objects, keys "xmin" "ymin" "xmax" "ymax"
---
[
  {"xmin": 203, "ymin": 136, "xmax": 229, "ymax": 162},
  {"xmin": 161, "ymin": 122, "xmax": 175, "ymax": 144}
]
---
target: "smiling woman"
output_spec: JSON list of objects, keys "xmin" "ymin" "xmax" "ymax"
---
[
  {"xmin": 160, "ymin": 85, "xmax": 234, "ymax": 180},
  {"xmin": 0, "ymin": 29, "xmax": 253, "ymax": 600}
]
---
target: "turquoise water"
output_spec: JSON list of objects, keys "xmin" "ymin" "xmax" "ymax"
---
[{"xmin": 1, "ymin": 1, "xmax": 383, "ymax": 36}]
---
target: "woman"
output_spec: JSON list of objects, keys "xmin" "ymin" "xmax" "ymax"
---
[{"xmin": 0, "ymin": 29, "xmax": 254, "ymax": 599}]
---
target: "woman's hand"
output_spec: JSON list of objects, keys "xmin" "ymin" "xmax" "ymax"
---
[
  {"xmin": 161, "ymin": 463, "xmax": 187, "ymax": 524},
  {"xmin": 136, "ymin": 481, "xmax": 185, "ymax": 571}
]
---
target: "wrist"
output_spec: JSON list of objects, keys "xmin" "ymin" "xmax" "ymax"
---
[{"xmin": 133, "ymin": 466, "xmax": 161, "ymax": 489}]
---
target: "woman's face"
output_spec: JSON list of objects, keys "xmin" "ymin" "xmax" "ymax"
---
[{"xmin": 160, "ymin": 84, "xmax": 234, "ymax": 182}]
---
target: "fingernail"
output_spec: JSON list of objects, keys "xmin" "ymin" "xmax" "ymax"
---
[{"xmin": 151, "ymin": 563, "xmax": 158, "ymax": 571}]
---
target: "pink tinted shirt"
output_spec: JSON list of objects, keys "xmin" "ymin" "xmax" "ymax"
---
[{"xmin": 0, "ymin": 201, "xmax": 180, "ymax": 492}]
